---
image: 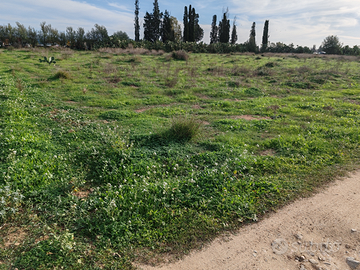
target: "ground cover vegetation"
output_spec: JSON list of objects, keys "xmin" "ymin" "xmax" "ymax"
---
[{"xmin": 0, "ymin": 47, "xmax": 360, "ymax": 269}]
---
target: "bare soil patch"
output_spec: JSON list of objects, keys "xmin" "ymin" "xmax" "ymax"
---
[
  {"xmin": 2, "ymin": 228, "xmax": 27, "ymax": 248},
  {"xmin": 139, "ymin": 170, "xmax": 360, "ymax": 270},
  {"xmin": 232, "ymin": 115, "xmax": 271, "ymax": 120},
  {"xmin": 259, "ymin": 149, "xmax": 276, "ymax": 156}
]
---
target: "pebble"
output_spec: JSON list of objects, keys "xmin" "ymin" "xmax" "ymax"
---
[
  {"xmin": 346, "ymin": 257, "xmax": 360, "ymax": 269},
  {"xmin": 299, "ymin": 264, "xmax": 307, "ymax": 270},
  {"xmin": 309, "ymin": 258, "xmax": 318, "ymax": 264},
  {"xmin": 351, "ymin": 229, "xmax": 357, "ymax": 233},
  {"xmin": 295, "ymin": 233, "xmax": 303, "ymax": 240}
]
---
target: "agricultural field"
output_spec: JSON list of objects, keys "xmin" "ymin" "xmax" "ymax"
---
[{"xmin": 0, "ymin": 47, "xmax": 360, "ymax": 269}]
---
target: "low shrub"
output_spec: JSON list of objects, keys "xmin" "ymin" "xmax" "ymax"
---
[
  {"xmin": 171, "ymin": 50, "xmax": 189, "ymax": 61},
  {"xmin": 54, "ymin": 70, "xmax": 71, "ymax": 79},
  {"xmin": 165, "ymin": 116, "xmax": 202, "ymax": 141}
]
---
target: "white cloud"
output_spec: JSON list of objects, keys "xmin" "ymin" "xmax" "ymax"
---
[
  {"xmin": 226, "ymin": 0, "xmax": 360, "ymax": 46},
  {"xmin": 0, "ymin": 0, "xmax": 134, "ymax": 36}
]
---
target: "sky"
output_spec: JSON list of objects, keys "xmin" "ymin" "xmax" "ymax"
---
[{"xmin": 0, "ymin": 0, "xmax": 359, "ymax": 47}]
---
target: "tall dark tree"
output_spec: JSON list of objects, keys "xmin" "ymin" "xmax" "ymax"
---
[
  {"xmin": 143, "ymin": 0, "xmax": 162, "ymax": 42},
  {"xmin": 248, "ymin": 22, "xmax": 257, "ymax": 52},
  {"xmin": 261, "ymin": 20, "xmax": 269, "ymax": 52},
  {"xmin": 152, "ymin": 0, "xmax": 162, "ymax": 41},
  {"xmin": 230, "ymin": 17, "xmax": 237, "ymax": 44},
  {"xmin": 183, "ymin": 5, "xmax": 203, "ymax": 42},
  {"xmin": 183, "ymin": 6, "xmax": 189, "ymax": 42},
  {"xmin": 218, "ymin": 10, "xmax": 230, "ymax": 43},
  {"xmin": 161, "ymin": 10, "xmax": 174, "ymax": 42},
  {"xmin": 188, "ymin": 5, "xmax": 195, "ymax": 42},
  {"xmin": 134, "ymin": 0, "xmax": 140, "ymax": 41},
  {"xmin": 210, "ymin": 15, "xmax": 218, "ymax": 44},
  {"xmin": 193, "ymin": 8, "xmax": 203, "ymax": 42}
]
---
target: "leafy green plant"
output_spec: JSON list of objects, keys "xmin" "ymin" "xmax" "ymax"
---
[{"xmin": 39, "ymin": 56, "xmax": 56, "ymax": 65}]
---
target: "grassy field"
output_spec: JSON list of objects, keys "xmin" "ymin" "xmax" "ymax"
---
[{"xmin": 1, "ymin": 47, "xmax": 360, "ymax": 269}]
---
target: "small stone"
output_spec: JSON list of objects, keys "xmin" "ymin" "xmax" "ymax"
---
[
  {"xmin": 324, "ymin": 262, "xmax": 331, "ymax": 265},
  {"xmin": 295, "ymin": 233, "xmax": 303, "ymax": 240},
  {"xmin": 297, "ymin": 255, "xmax": 306, "ymax": 262},
  {"xmin": 299, "ymin": 264, "xmax": 307, "ymax": 270},
  {"xmin": 346, "ymin": 257, "xmax": 360, "ymax": 269},
  {"xmin": 346, "ymin": 244, "xmax": 351, "ymax": 249},
  {"xmin": 309, "ymin": 258, "xmax": 318, "ymax": 264},
  {"xmin": 318, "ymin": 256, "xmax": 325, "ymax": 261},
  {"xmin": 351, "ymin": 229, "xmax": 357, "ymax": 233}
]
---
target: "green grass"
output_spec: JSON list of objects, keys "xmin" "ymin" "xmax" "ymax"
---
[{"xmin": 1, "ymin": 48, "xmax": 360, "ymax": 269}]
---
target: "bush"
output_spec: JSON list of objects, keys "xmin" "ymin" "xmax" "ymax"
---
[
  {"xmin": 54, "ymin": 70, "xmax": 71, "ymax": 79},
  {"xmin": 171, "ymin": 50, "xmax": 189, "ymax": 61},
  {"xmin": 165, "ymin": 116, "xmax": 201, "ymax": 141}
]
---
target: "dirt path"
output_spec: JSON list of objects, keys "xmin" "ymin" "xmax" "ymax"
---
[{"xmin": 139, "ymin": 170, "xmax": 360, "ymax": 270}]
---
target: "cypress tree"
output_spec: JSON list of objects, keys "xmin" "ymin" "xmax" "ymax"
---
[
  {"xmin": 261, "ymin": 20, "xmax": 269, "ymax": 52},
  {"xmin": 134, "ymin": 0, "xmax": 140, "ymax": 42},
  {"xmin": 143, "ymin": 0, "xmax": 162, "ymax": 42},
  {"xmin": 218, "ymin": 10, "xmax": 230, "ymax": 43},
  {"xmin": 210, "ymin": 15, "xmax": 217, "ymax": 44},
  {"xmin": 152, "ymin": 0, "xmax": 161, "ymax": 41},
  {"xmin": 193, "ymin": 10, "xmax": 203, "ymax": 42},
  {"xmin": 188, "ymin": 5, "xmax": 195, "ymax": 42},
  {"xmin": 248, "ymin": 22, "xmax": 257, "ymax": 52},
  {"xmin": 230, "ymin": 17, "xmax": 237, "ymax": 45},
  {"xmin": 183, "ymin": 6, "xmax": 189, "ymax": 42}
]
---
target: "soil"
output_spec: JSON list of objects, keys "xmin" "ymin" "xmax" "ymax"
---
[
  {"xmin": 232, "ymin": 115, "xmax": 271, "ymax": 120},
  {"xmin": 139, "ymin": 170, "xmax": 360, "ymax": 270}
]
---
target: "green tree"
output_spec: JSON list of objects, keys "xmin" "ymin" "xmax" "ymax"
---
[
  {"xmin": 76, "ymin": 27, "xmax": 86, "ymax": 49},
  {"xmin": 210, "ymin": 15, "xmax": 218, "ymax": 44},
  {"xmin": 170, "ymin": 16, "xmax": 182, "ymax": 42},
  {"xmin": 39, "ymin": 22, "xmax": 50, "ymax": 45},
  {"xmin": 261, "ymin": 20, "xmax": 269, "ymax": 52},
  {"xmin": 28, "ymin": 26, "xmax": 38, "ymax": 47},
  {"xmin": 112, "ymin": 31, "xmax": 129, "ymax": 40},
  {"xmin": 59, "ymin": 32, "xmax": 66, "ymax": 46},
  {"xmin": 183, "ymin": 5, "xmax": 203, "ymax": 42},
  {"xmin": 161, "ymin": 10, "xmax": 174, "ymax": 42},
  {"xmin": 143, "ymin": 0, "xmax": 162, "ymax": 42},
  {"xmin": 218, "ymin": 10, "xmax": 230, "ymax": 43},
  {"xmin": 321, "ymin": 35, "xmax": 342, "ymax": 54},
  {"xmin": 230, "ymin": 17, "xmax": 237, "ymax": 45},
  {"xmin": 193, "ymin": 8, "xmax": 203, "ymax": 42},
  {"xmin": 183, "ymin": 6, "xmax": 189, "ymax": 42},
  {"xmin": 248, "ymin": 22, "xmax": 257, "ymax": 52},
  {"xmin": 49, "ymin": 27, "xmax": 59, "ymax": 45},
  {"xmin": 134, "ymin": 0, "xmax": 140, "ymax": 42},
  {"xmin": 66, "ymin": 26, "xmax": 76, "ymax": 48}
]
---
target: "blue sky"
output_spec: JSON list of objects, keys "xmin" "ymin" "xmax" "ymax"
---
[{"xmin": 0, "ymin": 0, "xmax": 359, "ymax": 47}]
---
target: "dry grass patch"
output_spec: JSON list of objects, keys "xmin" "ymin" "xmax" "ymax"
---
[
  {"xmin": 259, "ymin": 149, "xmax": 276, "ymax": 156},
  {"xmin": 232, "ymin": 115, "xmax": 271, "ymax": 120},
  {"xmin": 2, "ymin": 228, "xmax": 27, "ymax": 248}
]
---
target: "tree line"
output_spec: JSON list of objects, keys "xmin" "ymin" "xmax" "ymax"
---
[
  {"xmin": 0, "ymin": 22, "xmax": 129, "ymax": 50},
  {"xmin": 0, "ymin": 1, "xmax": 359, "ymax": 55}
]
